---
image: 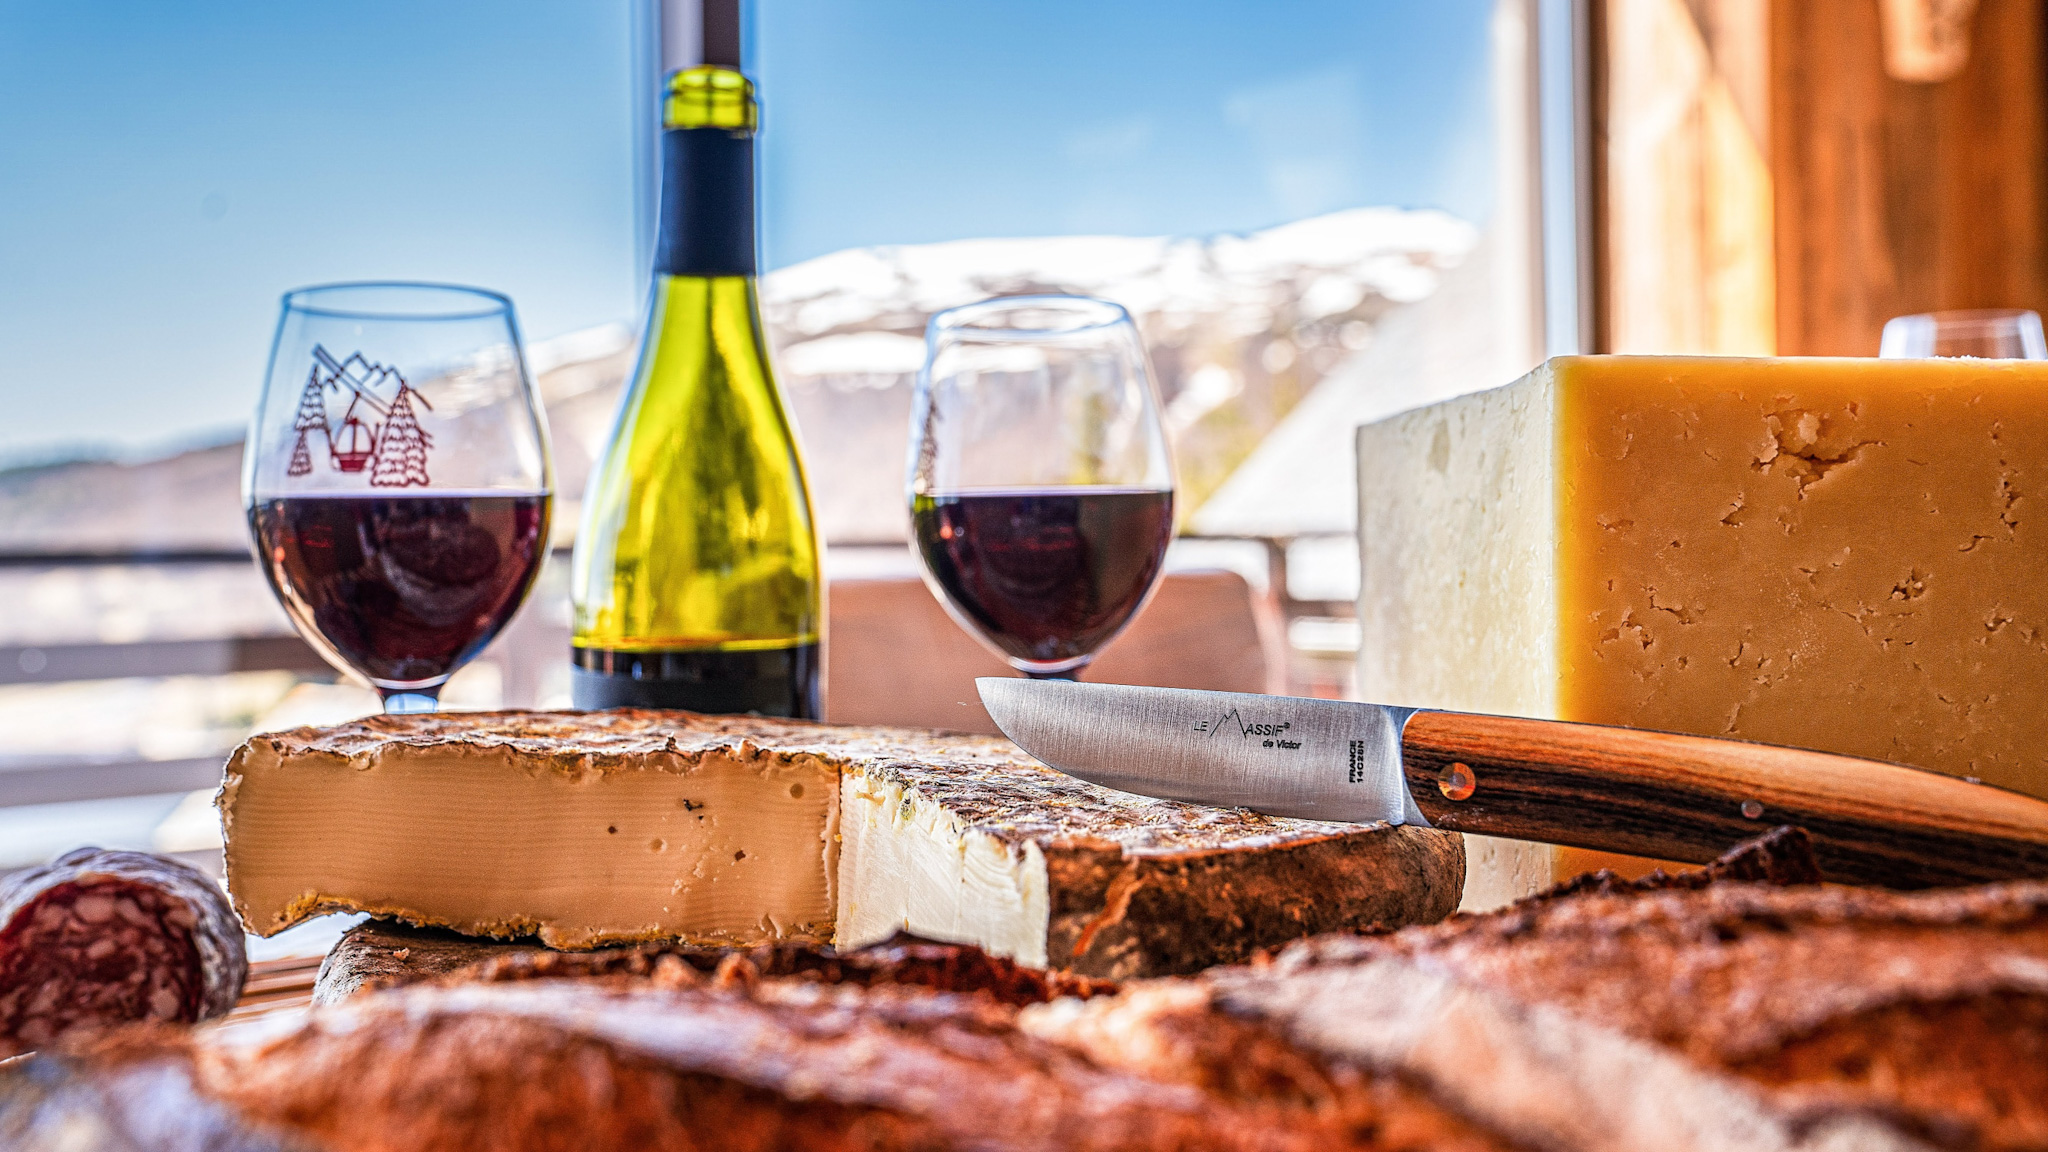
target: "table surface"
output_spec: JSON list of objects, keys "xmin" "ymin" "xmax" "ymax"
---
[{"xmin": 226, "ymin": 954, "xmax": 322, "ymax": 1023}]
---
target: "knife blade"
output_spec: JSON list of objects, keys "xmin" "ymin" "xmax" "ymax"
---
[
  {"xmin": 976, "ymin": 677, "xmax": 1428, "ymax": 826},
  {"xmin": 976, "ymin": 677, "xmax": 2048, "ymax": 889}
]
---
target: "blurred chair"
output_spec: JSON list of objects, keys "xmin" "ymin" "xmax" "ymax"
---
[{"xmin": 826, "ymin": 568, "xmax": 1283, "ymax": 733}]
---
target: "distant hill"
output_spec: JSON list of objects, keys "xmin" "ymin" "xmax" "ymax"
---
[
  {"xmin": 0, "ymin": 440, "xmax": 250, "ymax": 555},
  {"xmin": 0, "ymin": 206, "xmax": 1473, "ymax": 554}
]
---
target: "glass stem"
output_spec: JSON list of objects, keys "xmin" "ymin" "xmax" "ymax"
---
[
  {"xmin": 380, "ymin": 690, "xmax": 441, "ymax": 714},
  {"xmin": 1024, "ymin": 667, "xmax": 1083, "ymax": 681}
]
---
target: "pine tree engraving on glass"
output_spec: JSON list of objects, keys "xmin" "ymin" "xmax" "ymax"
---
[{"xmin": 244, "ymin": 283, "xmax": 554, "ymax": 714}]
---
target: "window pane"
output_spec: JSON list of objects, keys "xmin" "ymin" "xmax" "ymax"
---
[
  {"xmin": 749, "ymin": 0, "xmax": 1541, "ymax": 554},
  {"xmin": 0, "ymin": 2, "xmax": 636, "ymax": 869},
  {"xmin": 0, "ymin": 0, "xmax": 637, "ymax": 460},
  {"xmin": 757, "ymin": 2, "xmax": 1500, "ymax": 265},
  {"xmin": 0, "ymin": 2, "xmax": 1544, "ymax": 844},
  {"xmin": 750, "ymin": 0, "xmax": 1542, "ymax": 703}
]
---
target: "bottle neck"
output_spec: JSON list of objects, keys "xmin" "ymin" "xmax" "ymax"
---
[{"xmin": 656, "ymin": 127, "xmax": 756, "ymax": 278}]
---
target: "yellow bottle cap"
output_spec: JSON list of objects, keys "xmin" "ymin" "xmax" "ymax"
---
[{"xmin": 664, "ymin": 66, "xmax": 757, "ymax": 133}]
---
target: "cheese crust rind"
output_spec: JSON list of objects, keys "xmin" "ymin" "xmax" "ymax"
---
[{"xmin": 222, "ymin": 710, "xmax": 1465, "ymax": 974}]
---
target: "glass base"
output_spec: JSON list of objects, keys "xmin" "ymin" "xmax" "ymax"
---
[
  {"xmin": 380, "ymin": 691, "xmax": 440, "ymax": 714},
  {"xmin": 1013, "ymin": 653, "xmax": 1091, "ymax": 680}
]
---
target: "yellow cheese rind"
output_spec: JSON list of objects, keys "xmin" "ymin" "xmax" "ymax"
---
[{"xmin": 1360, "ymin": 355, "xmax": 2048, "ymax": 902}]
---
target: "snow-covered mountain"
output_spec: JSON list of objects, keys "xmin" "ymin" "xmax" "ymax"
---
[
  {"xmin": 0, "ymin": 206, "xmax": 1476, "ymax": 553},
  {"xmin": 757, "ymin": 205, "xmax": 1476, "ymax": 541}
]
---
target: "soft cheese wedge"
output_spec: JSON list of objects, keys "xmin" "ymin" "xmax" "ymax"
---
[
  {"xmin": 1358, "ymin": 354, "xmax": 2048, "ymax": 904},
  {"xmin": 224, "ymin": 727, "xmax": 839, "ymax": 950},
  {"xmin": 221, "ymin": 710, "xmax": 1463, "ymax": 976}
]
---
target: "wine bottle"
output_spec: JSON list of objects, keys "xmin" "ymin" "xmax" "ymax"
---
[{"xmin": 570, "ymin": 66, "xmax": 822, "ymax": 717}]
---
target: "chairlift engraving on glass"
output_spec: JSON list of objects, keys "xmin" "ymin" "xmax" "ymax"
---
[
  {"xmin": 285, "ymin": 344, "xmax": 436, "ymax": 487},
  {"xmin": 247, "ymin": 281, "xmax": 554, "ymax": 715}
]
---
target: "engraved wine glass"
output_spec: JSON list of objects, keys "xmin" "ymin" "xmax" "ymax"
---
[
  {"xmin": 244, "ymin": 283, "xmax": 555, "ymax": 713},
  {"xmin": 907, "ymin": 295, "xmax": 1176, "ymax": 680}
]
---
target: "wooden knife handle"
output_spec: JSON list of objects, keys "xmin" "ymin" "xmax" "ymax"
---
[{"xmin": 1400, "ymin": 711, "xmax": 2048, "ymax": 888}]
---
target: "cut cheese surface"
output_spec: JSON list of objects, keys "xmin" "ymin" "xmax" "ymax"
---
[
  {"xmin": 836, "ymin": 773, "xmax": 1050, "ymax": 966},
  {"xmin": 221, "ymin": 710, "xmax": 1466, "ymax": 974},
  {"xmin": 1359, "ymin": 355, "xmax": 2048, "ymax": 902},
  {"xmin": 225, "ymin": 739, "xmax": 838, "ymax": 949}
]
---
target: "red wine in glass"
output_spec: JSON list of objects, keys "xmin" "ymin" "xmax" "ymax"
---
[
  {"xmin": 249, "ymin": 493, "xmax": 549, "ymax": 689},
  {"xmin": 909, "ymin": 295, "xmax": 1176, "ymax": 678},
  {"xmin": 248, "ymin": 283, "xmax": 554, "ymax": 713},
  {"xmin": 912, "ymin": 487, "xmax": 1173, "ymax": 676}
]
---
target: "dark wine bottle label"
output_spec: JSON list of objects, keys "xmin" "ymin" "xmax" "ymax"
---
[
  {"xmin": 656, "ymin": 127, "xmax": 755, "ymax": 277},
  {"xmin": 571, "ymin": 644, "xmax": 821, "ymax": 719}
]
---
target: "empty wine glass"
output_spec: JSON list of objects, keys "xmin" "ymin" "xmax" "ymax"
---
[
  {"xmin": 907, "ymin": 295, "xmax": 1175, "ymax": 680},
  {"xmin": 1879, "ymin": 309, "xmax": 2048, "ymax": 359},
  {"xmin": 244, "ymin": 283, "xmax": 554, "ymax": 713}
]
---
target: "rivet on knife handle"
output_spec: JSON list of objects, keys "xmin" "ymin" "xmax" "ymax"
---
[{"xmin": 1438, "ymin": 762, "xmax": 1476, "ymax": 801}]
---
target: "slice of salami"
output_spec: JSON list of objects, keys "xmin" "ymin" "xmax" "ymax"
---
[{"xmin": 0, "ymin": 848, "xmax": 247, "ymax": 1056}]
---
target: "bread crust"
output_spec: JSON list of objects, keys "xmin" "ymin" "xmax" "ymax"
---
[
  {"xmin": 34, "ymin": 980, "xmax": 1392, "ymax": 1152},
  {"xmin": 316, "ymin": 922, "xmax": 1114, "ymax": 1007},
  {"xmin": 12, "ymin": 852, "xmax": 2039, "ymax": 1152},
  {"xmin": 1142, "ymin": 875, "xmax": 2048, "ymax": 1151}
]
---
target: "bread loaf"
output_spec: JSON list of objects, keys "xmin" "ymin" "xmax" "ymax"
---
[
  {"xmin": 7, "ymin": 972, "xmax": 1371, "ymax": 1152},
  {"xmin": 11, "ymin": 836, "xmax": 2038, "ymax": 1151},
  {"xmin": 1040, "ymin": 864, "xmax": 2048, "ymax": 1150}
]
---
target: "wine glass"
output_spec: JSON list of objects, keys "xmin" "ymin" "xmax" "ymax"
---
[
  {"xmin": 244, "ymin": 283, "xmax": 555, "ymax": 714},
  {"xmin": 1879, "ymin": 309, "xmax": 2048, "ymax": 359},
  {"xmin": 907, "ymin": 295, "xmax": 1176, "ymax": 680}
]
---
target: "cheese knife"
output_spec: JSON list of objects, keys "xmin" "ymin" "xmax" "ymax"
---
[{"xmin": 976, "ymin": 677, "xmax": 2048, "ymax": 888}]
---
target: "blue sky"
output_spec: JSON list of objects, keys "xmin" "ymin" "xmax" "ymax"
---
[{"xmin": 0, "ymin": 0, "xmax": 1494, "ymax": 462}]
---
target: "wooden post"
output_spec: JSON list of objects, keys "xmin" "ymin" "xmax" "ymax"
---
[
  {"xmin": 1597, "ymin": 0, "xmax": 2048, "ymax": 357},
  {"xmin": 1598, "ymin": 0, "xmax": 1776, "ymax": 355},
  {"xmin": 1770, "ymin": 0, "xmax": 2048, "ymax": 355}
]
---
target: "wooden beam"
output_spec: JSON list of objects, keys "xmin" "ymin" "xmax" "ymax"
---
[
  {"xmin": 0, "ymin": 637, "xmax": 329, "ymax": 687},
  {"xmin": 0, "ymin": 757, "xmax": 222, "ymax": 809}
]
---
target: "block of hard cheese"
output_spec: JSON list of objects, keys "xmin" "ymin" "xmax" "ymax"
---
[
  {"xmin": 221, "ymin": 710, "xmax": 1463, "ymax": 977},
  {"xmin": 1358, "ymin": 355, "xmax": 2048, "ymax": 905}
]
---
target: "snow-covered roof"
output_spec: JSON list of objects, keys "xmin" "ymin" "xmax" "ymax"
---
[{"xmin": 1191, "ymin": 230, "xmax": 1537, "ymax": 539}]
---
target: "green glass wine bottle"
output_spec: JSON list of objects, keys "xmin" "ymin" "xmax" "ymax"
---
[{"xmin": 570, "ymin": 66, "xmax": 822, "ymax": 717}]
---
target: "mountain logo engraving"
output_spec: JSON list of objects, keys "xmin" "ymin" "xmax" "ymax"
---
[
  {"xmin": 286, "ymin": 345, "xmax": 435, "ymax": 487},
  {"xmin": 1193, "ymin": 709, "xmax": 1293, "ymax": 740}
]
